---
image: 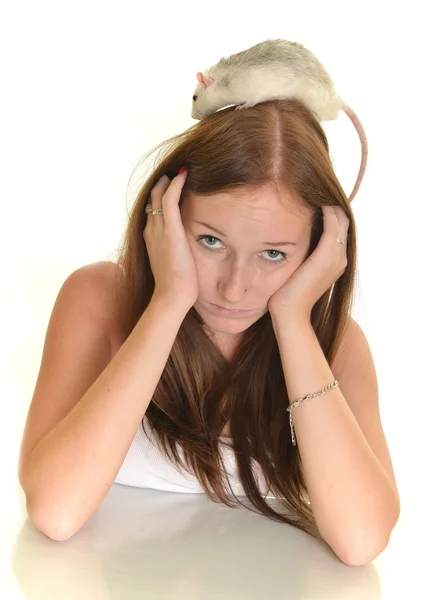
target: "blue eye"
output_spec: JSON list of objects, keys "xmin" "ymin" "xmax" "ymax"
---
[{"xmin": 196, "ymin": 235, "xmax": 287, "ymax": 264}]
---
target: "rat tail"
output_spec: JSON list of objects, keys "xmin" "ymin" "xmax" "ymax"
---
[{"xmin": 340, "ymin": 104, "xmax": 369, "ymax": 204}]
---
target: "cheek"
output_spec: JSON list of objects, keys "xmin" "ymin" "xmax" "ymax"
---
[
  {"xmin": 267, "ymin": 260, "xmax": 302, "ymax": 294},
  {"xmin": 190, "ymin": 245, "xmax": 213, "ymax": 281},
  {"xmin": 266, "ymin": 273, "xmax": 287, "ymax": 295}
]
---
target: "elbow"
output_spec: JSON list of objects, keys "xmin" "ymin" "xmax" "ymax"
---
[
  {"xmin": 335, "ymin": 512, "xmax": 400, "ymax": 567},
  {"xmin": 321, "ymin": 492, "xmax": 400, "ymax": 567},
  {"xmin": 347, "ymin": 503, "xmax": 400, "ymax": 567},
  {"xmin": 19, "ymin": 459, "xmax": 89, "ymax": 541},
  {"xmin": 25, "ymin": 495, "xmax": 83, "ymax": 541},
  {"xmin": 338, "ymin": 531, "xmax": 392, "ymax": 567}
]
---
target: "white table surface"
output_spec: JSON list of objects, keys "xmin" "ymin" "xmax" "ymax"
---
[{"xmin": 2, "ymin": 468, "xmax": 420, "ymax": 600}]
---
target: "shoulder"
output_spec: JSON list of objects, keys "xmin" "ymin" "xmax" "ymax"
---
[
  {"xmin": 331, "ymin": 315, "xmax": 378, "ymax": 423},
  {"xmin": 68, "ymin": 261, "xmax": 127, "ymax": 353},
  {"xmin": 68, "ymin": 260, "xmax": 123, "ymax": 306},
  {"xmin": 332, "ymin": 315, "xmax": 369, "ymax": 376}
]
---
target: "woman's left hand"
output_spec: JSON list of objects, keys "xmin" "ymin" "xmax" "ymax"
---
[{"xmin": 267, "ymin": 205, "xmax": 350, "ymax": 319}]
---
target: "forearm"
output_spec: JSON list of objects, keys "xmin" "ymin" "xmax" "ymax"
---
[
  {"xmin": 270, "ymin": 313, "xmax": 399, "ymax": 565},
  {"xmin": 23, "ymin": 297, "xmax": 188, "ymax": 540}
]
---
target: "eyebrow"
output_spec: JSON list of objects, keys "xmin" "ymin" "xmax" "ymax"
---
[{"xmin": 193, "ymin": 221, "xmax": 298, "ymax": 246}]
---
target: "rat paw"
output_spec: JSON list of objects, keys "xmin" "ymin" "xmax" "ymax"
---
[{"xmin": 235, "ymin": 101, "xmax": 258, "ymax": 110}]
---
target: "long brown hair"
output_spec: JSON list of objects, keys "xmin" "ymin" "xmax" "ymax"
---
[{"xmin": 114, "ymin": 98, "xmax": 357, "ymax": 541}]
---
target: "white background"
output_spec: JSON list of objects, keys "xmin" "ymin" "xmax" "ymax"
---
[{"xmin": 1, "ymin": 1, "xmax": 423, "ymax": 597}]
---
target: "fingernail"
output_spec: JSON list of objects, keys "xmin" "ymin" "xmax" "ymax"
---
[{"xmin": 178, "ymin": 167, "xmax": 186, "ymax": 175}]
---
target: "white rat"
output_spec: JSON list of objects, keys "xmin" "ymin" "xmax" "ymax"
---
[{"xmin": 191, "ymin": 39, "xmax": 368, "ymax": 204}]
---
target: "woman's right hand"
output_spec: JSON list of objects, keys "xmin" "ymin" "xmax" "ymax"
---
[{"xmin": 143, "ymin": 169, "xmax": 199, "ymax": 311}]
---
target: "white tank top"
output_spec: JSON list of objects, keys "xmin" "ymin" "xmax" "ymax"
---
[{"xmin": 114, "ymin": 417, "xmax": 277, "ymax": 499}]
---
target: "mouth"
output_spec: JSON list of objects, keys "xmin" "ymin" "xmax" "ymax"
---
[{"xmin": 207, "ymin": 302, "xmax": 254, "ymax": 316}]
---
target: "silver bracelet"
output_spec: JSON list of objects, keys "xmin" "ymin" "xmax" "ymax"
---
[{"xmin": 286, "ymin": 380, "xmax": 339, "ymax": 447}]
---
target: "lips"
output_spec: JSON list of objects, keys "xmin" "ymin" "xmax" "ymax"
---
[
  {"xmin": 208, "ymin": 302, "xmax": 253, "ymax": 314},
  {"xmin": 216, "ymin": 304, "xmax": 248, "ymax": 311}
]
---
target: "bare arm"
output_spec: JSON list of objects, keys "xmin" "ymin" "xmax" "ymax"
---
[
  {"xmin": 20, "ymin": 289, "xmax": 189, "ymax": 541},
  {"xmin": 270, "ymin": 312, "xmax": 400, "ymax": 566}
]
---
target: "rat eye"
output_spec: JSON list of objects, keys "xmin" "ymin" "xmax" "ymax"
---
[{"xmin": 193, "ymin": 95, "xmax": 197, "ymax": 101}]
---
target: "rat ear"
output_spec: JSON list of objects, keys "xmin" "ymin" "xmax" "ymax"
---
[{"xmin": 196, "ymin": 71, "xmax": 215, "ymax": 88}]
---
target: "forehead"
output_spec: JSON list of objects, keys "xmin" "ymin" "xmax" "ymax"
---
[{"xmin": 183, "ymin": 185, "xmax": 313, "ymax": 231}]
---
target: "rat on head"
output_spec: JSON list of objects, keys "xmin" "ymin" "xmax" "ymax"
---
[{"xmin": 191, "ymin": 38, "xmax": 368, "ymax": 204}]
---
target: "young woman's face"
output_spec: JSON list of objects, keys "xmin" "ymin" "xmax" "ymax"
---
[{"xmin": 180, "ymin": 185, "xmax": 314, "ymax": 350}]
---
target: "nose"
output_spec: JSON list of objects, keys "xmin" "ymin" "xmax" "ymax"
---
[{"xmin": 218, "ymin": 262, "xmax": 253, "ymax": 305}]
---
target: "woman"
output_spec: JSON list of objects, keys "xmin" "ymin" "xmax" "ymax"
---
[{"xmin": 18, "ymin": 98, "xmax": 399, "ymax": 565}]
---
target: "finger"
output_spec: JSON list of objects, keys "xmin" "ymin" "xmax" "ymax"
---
[
  {"xmin": 149, "ymin": 175, "xmax": 172, "ymax": 213},
  {"xmin": 332, "ymin": 207, "xmax": 350, "ymax": 249},
  {"xmin": 321, "ymin": 206, "xmax": 339, "ymax": 232},
  {"xmin": 322, "ymin": 205, "xmax": 349, "ymax": 236},
  {"xmin": 330, "ymin": 205, "xmax": 350, "ymax": 229},
  {"xmin": 161, "ymin": 170, "xmax": 187, "ymax": 205},
  {"xmin": 145, "ymin": 175, "xmax": 174, "ymax": 235},
  {"xmin": 160, "ymin": 169, "xmax": 188, "ymax": 226},
  {"xmin": 320, "ymin": 209, "xmax": 346, "ymax": 252}
]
